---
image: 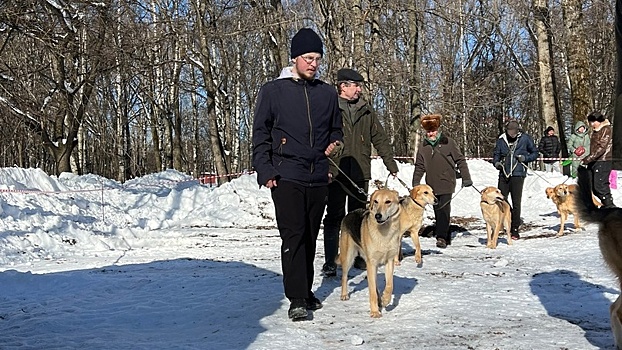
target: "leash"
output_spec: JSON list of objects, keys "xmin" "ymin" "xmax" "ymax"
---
[
  {"xmin": 518, "ymin": 160, "xmax": 554, "ymax": 185},
  {"xmin": 328, "ymin": 157, "xmax": 370, "ymax": 205}
]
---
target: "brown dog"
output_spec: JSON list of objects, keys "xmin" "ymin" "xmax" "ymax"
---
[
  {"xmin": 479, "ymin": 186, "xmax": 512, "ymax": 248},
  {"xmin": 337, "ymin": 188, "xmax": 404, "ymax": 318},
  {"xmin": 575, "ymin": 167, "xmax": 622, "ymax": 349},
  {"xmin": 397, "ymin": 184, "xmax": 437, "ymax": 265},
  {"xmin": 546, "ymin": 183, "xmax": 581, "ymax": 236}
]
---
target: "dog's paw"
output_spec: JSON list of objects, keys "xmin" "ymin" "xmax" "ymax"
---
[
  {"xmin": 370, "ymin": 311, "xmax": 382, "ymax": 318},
  {"xmin": 340, "ymin": 294, "xmax": 350, "ymax": 301}
]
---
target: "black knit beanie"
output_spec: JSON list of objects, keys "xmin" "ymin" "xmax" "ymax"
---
[{"xmin": 290, "ymin": 28, "xmax": 323, "ymax": 59}]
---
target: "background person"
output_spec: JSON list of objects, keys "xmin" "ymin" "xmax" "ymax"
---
[
  {"xmin": 492, "ymin": 120, "xmax": 539, "ymax": 239},
  {"xmin": 321, "ymin": 68, "xmax": 399, "ymax": 277},
  {"xmin": 582, "ymin": 111, "xmax": 616, "ymax": 208},
  {"xmin": 252, "ymin": 27, "xmax": 343, "ymax": 321},
  {"xmin": 538, "ymin": 126, "xmax": 561, "ymax": 173},
  {"xmin": 567, "ymin": 121, "xmax": 590, "ymax": 178},
  {"xmin": 411, "ymin": 114, "xmax": 472, "ymax": 249}
]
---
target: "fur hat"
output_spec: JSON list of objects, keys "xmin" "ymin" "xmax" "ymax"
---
[
  {"xmin": 587, "ymin": 111, "xmax": 606, "ymax": 122},
  {"xmin": 421, "ymin": 114, "xmax": 441, "ymax": 132},
  {"xmin": 290, "ymin": 28, "xmax": 323, "ymax": 59},
  {"xmin": 506, "ymin": 121, "xmax": 520, "ymax": 138}
]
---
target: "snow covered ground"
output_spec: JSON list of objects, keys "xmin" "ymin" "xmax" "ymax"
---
[{"xmin": 0, "ymin": 159, "xmax": 620, "ymax": 349}]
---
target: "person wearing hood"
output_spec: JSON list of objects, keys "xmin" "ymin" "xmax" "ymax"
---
[
  {"xmin": 252, "ymin": 27, "xmax": 343, "ymax": 321},
  {"xmin": 537, "ymin": 126, "xmax": 561, "ymax": 173},
  {"xmin": 582, "ymin": 111, "xmax": 616, "ymax": 208},
  {"xmin": 492, "ymin": 120, "xmax": 539, "ymax": 239},
  {"xmin": 320, "ymin": 68, "xmax": 399, "ymax": 277},
  {"xmin": 411, "ymin": 114, "xmax": 472, "ymax": 249},
  {"xmin": 567, "ymin": 121, "xmax": 590, "ymax": 178}
]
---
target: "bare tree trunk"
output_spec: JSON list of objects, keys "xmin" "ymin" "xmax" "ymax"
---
[
  {"xmin": 406, "ymin": 2, "xmax": 422, "ymax": 161},
  {"xmin": 562, "ymin": 0, "xmax": 592, "ymax": 123},
  {"xmin": 533, "ymin": 0, "xmax": 557, "ymax": 128},
  {"xmin": 191, "ymin": 0, "xmax": 230, "ymax": 184}
]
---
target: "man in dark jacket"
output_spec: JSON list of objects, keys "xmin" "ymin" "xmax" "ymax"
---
[
  {"xmin": 321, "ymin": 68, "xmax": 399, "ymax": 277},
  {"xmin": 492, "ymin": 120, "xmax": 539, "ymax": 239},
  {"xmin": 538, "ymin": 126, "xmax": 561, "ymax": 173},
  {"xmin": 412, "ymin": 114, "xmax": 472, "ymax": 248},
  {"xmin": 252, "ymin": 28, "xmax": 343, "ymax": 321},
  {"xmin": 582, "ymin": 111, "xmax": 616, "ymax": 208}
]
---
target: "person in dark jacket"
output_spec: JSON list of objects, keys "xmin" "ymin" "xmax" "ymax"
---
[
  {"xmin": 252, "ymin": 27, "xmax": 343, "ymax": 321},
  {"xmin": 320, "ymin": 68, "xmax": 399, "ymax": 277},
  {"xmin": 492, "ymin": 120, "xmax": 539, "ymax": 239},
  {"xmin": 538, "ymin": 126, "xmax": 561, "ymax": 173},
  {"xmin": 582, "ymin": 111, "xmax": 616, "ymax": 208},
  {"xmin": 411, "ymin": 114, "xmax": 472, "ymax": 248},
  {"xmin": 567, "ymin": 121, "xmax": 590, "ymax": 178}
]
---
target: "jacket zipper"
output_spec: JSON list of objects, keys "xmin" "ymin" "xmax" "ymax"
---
[{"xmin": 304, "ymin": 82, "xmax": 314, "ymax": 175}]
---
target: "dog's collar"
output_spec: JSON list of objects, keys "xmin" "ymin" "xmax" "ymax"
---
[{"xmin": 410, "ymin": 196, "xmax": 426, "ymax": 209}]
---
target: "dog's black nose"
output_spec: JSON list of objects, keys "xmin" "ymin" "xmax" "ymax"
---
[{"xmin": 375, "ymin": 213, "xmax": 383, "ymax": 221}]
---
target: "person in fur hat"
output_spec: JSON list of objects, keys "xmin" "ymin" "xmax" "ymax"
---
[
  {"xmin": 492, "ymin": 120, "xmax": 539, "ymax": 239},
  {"xmin": 412, "ymin": 114, "xmax": 472, "ymax": 248},
  {"xmin": 582, "ymin": 111, "xmax": 616, "ymax": 208}
]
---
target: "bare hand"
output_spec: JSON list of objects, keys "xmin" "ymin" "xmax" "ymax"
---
[
  {"xmin": 325, "ymin": 141, "xmax": 341, "ymax": 156},
  {"xmin": 265, "ymin": 179, "xmax": 277, "ymax": 188}
]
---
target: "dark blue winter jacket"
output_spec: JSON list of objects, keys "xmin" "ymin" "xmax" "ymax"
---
[
  {"xmin": 252, "ymin": 75, "xmax": 343, "ymax": 187},
  {"xmin": 492, "ymin": 132, "xmax": 539, "ymax": 178}
]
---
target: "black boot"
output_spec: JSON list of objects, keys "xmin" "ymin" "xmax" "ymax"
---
[
  {"xmin": 322, "ymin": 227, "xmax": 339, "ymax": 277},
  {"xmin": 288, "ymin": 299, "xmax": 308, "ymax": 321}
]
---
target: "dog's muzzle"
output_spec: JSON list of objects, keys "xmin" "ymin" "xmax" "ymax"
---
[{"xmin": 374, "ymin": 213, "xmax": 387, "ymax": 224}]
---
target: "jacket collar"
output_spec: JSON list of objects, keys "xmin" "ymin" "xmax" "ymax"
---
[{"xmin": 593, "ymin": 119, "xmax": 611, "ymax": 132}]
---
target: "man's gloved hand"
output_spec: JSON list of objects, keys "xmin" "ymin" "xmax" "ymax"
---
[
  {"xmin": 495, "ymin": 162, "xmax": 504, "ymax": 170},
  {"xmin": 462, "ymin": 179, "xmax": 473, "ymax": 187},
  {"xmin": 516, "ymin": 155, "xmax": 525, "ymax": 163}
]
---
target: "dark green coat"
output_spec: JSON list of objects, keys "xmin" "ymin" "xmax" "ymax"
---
[{"xmin": 331, "ymin": 97, "xmax": 398, "ymax": 182}]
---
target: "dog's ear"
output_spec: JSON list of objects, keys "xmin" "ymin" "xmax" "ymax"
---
[
  {"xmin": 410, "ymin": 186, "xmax": 419, "ymax": 199},
  {"xmin": 545, "ymin": 187, "xmax": 553, "ymax": 198},
  {"xmin": 369, "ymin": 192, "xmax": 378, "ymax": 211}
]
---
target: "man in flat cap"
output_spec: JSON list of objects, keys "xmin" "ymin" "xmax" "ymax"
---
[
  {"xmin": 252, "ymin": 27, "xmax": 343, "ymax": 321},
  {"xmin": 492, "ymin": 120, "xmax": 539, "ymax": 239},
  {"xmin": 321, "ymin": 68, "xmax": 399, "ymax": 276}
]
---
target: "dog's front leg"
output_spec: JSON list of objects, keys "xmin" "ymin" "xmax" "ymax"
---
[
  {"xmin": 393, "ymin": 239, "xmax": 402, "ymax": 266},
  {"xmin": 557, "ymin": 212, "xmax": 567, "ymax": 237},
  {"xmin": 491, "ymin": 219, "xmax": 502, "ymax": 249},
  {"xmin": 486, "ymin": 222, "xmax": 494, "ymax": 249},
  {"xmin": 574, "ymin": 214, "xmax": 582, "ymax": 231},
  {"xmin": 411, "ymin": 227, "xmax": 422, "ymax": 264},
  {"xmin": 367, "ymin": 262, "xmax": 382, "ymax": 318},
  {"xmin": 381, "ymin": 260, "xmax": 395, "ymax": 308}
]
